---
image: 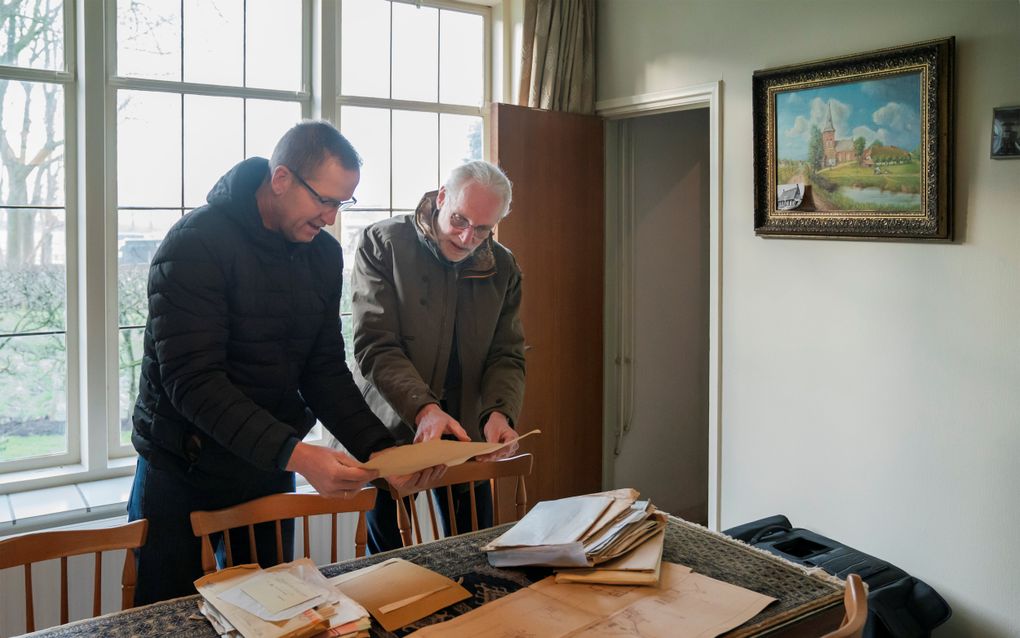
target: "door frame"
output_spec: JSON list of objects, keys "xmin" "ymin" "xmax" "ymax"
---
[{"xmin": 597, "ymin": 81, "xmax": 723, "ymax": 530}]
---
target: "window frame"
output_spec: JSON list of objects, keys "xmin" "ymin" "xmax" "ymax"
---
[{"xmin": 0, "ymin": 0, "xmax": 80, "ymax": 475}]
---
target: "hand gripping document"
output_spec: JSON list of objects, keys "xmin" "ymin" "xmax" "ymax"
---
[
  {"xmin": 360, "ymin": 430, "xmax": 540, "ymax": 476},
  {"xmin": 481, "ymin": 489, "xmax": 667, "ymax": 568}
]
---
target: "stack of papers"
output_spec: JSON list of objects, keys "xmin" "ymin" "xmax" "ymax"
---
[
  {"xmin": 327, "ymin": 558, "xmax": 471, "ymax": 632},
  {"xmin": 194, "ymin": 558, "xmax": 371, "ymax": 638},
  {"xmin": 481, "ymin": 489, "xmax": 666, "ymax": 571}
]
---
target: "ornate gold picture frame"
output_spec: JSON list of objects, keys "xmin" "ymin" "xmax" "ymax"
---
[{"xmin": 753, "ymin": 38, "xmax": 954, "ymax": 240}]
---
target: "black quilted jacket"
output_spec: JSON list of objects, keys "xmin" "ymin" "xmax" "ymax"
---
[{"xmin": 131, "ymin": 157, "xmax": 393, "ymax": 481}]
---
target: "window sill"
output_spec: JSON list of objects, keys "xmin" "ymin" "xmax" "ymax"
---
[{"xmin": 0, "ymin": 471, "xmax": 316, "ymax": 538}]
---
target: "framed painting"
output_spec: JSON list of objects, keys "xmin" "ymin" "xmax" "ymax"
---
[{"xmin": 753, "ymin": 38, "xmax": 954, "ymax": 240}]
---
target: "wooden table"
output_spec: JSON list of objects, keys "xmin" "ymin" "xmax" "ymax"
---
[{"xmin": 24, "ymin": 516, "xmax": 844, "ymax": 637}]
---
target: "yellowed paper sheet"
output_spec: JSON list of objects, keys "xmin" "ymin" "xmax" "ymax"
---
[
  {"xmin": 361, "ymin": 430, "xmax": 540, "ymax": 476},
  {"xmin": 195, "ymin": 563, "xmax": 329, "ymax": 638},
  {"xmin": 556, "ymin": 528, "xmax": 667, "ymax": 585},
  {"xmin": 407, "ymin": 562, "xmax": 775, "ymax": 638},
  {"xmin": 328, "ymin": 558, "xmax": 470, "ymax": 632},
  {"xmin": 582, "ymin": 489, "xmax": 641, "ymax": 541},
  {"xmin": 564, "ymin": 570, "xmax": 776, "ymax": 637},
  {"xmin": 241, "ymin": 571, "xmax": 322, "ymax": 615},
  {"xmin": 482, "ymin": 494, "xmax": 614, "ymax": 549},
  {"xmin": 407, "ymin": 586, "xmax": 599, "ymax": 637}
]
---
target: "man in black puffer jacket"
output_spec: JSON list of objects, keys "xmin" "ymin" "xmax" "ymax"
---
[{"xmin": 127, "ymin": 121, "xmax": 442, "ymax": 605}]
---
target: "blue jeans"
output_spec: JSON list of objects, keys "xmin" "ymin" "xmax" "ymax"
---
[
  {"xmin": 127, "ymin": 456, "xmax": 295, "ymax": 605},
  {"xmin": 366, "ymin": 481, "xmax": 493, "ymax": 554}
]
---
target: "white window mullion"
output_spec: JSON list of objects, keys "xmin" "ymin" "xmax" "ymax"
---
[
  {"xmin": 79, "ymin": 0, "xmax": 112, "ymax": 473},
  {"xmin": 315, "ymin": 0, "xmax": 338, "ymax": 124}
]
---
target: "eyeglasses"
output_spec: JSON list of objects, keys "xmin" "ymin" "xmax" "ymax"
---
[
  {"xmin": 287, "ymin": 167, "xmax": 357, "ymax": 211},
  {"xmin": 448, "ymin": 211, "xmax": 494, "ymax": 240}
]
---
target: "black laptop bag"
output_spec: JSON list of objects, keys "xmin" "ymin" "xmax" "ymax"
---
[{"xmin": 723, "ymin": 515, "xmax": 951, "ymax": 638}]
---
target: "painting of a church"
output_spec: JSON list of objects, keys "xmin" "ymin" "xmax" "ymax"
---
[{"xmin": 822, "ymin": 103, "xmax": 872, "ymax": 167}]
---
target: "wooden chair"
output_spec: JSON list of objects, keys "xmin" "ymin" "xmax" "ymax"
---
[
  {"xmin": 392, "ymin": 453, "xmax": 533, "ymax": 546},
  {"xmin": 822, "ymin": 573, "xmax": 868, "ymax": 638},
  {"xmin": 0, "ymin": 519, "xmax": 148, "ymax": 633},
  {"xmin": 189, "ymin": 487, "xmax": 376, "ymax": 575}
]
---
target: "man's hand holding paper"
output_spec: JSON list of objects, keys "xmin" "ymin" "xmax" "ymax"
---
[
  {"xmin": 475, "ymin": 412, "xmax": 520, "ymax": 462},
  {"xmin": 362, "ymin": 429, "xmax": 540, "ymax": 477}
]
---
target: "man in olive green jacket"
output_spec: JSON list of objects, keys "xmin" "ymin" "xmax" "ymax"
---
[{"xmin": 349, "ymin": 160, "xmax": 525, "ymax": 552}]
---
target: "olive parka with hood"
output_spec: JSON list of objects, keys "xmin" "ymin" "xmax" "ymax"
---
[{"xmin": 349, "ymin": 191, "xmax": 526, "ymax": 445}]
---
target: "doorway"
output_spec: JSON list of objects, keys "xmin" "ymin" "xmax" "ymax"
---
[{"xmin": 601, "ymin": 85, "xmax": 721, "ymax": 527}]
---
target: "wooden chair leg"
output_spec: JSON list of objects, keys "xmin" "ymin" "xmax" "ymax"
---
[
  {"xmin": 122, "ymin": 547, "xmax": 139, "ymax": 609},
  {"xmin": 468, "ymin": 483, "xmax": 478, "ymax": 531},
  {"xmin": 92, "ymin": 551, "xmax": 103, "ymax": 618},
  {"xmin": 354, "ymin": 513, "xmax": 368, "ymax": 558},
  {"xmin": 274, "ymin": 519, "xmax": 285, "ymax": 564},
  {"xmin": 426, "ymin": 492, "xmax": 440, "ymax": 540},
  {"xmin": 396, "ymin": 496, "xmax": 414, "ymax": 547},
  {"xmin": 491, "ymin": 478, "xmax": 501, "ymax": 525},
  {"xmin": 60, "ymin": 556, "xmax": 69, "ymax": 624},
  {"xmin": 408, "ymin": 496, "xmax": 424, "ymax": 545},
  {"xmin": 446, "ymin": 488, "xmax": 458, "ymax": 536},
  {"xmin": 331, "ymin": 514, "xmax": 340, "ymax": 563},
  {"xmin": 24, "ymin": 564, "xmax": 35, "ymax": 633}
]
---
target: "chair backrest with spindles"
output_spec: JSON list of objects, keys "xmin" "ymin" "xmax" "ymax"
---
[
  {"xmin": 391, "ymin": 453, "xmax": 533, "ymax": 546},
  {"xmin": 189, "ymin": 488, "xmax": 376, "ymax": 575},
  {"xmin": 0, "ymin": 518, "xmax": 149, "ymax": 634}
]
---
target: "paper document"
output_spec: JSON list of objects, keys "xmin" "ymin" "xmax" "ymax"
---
[
  {"xmin": 328, "ymin": 558, "xmax": 470, "ymax": 632},
  {"xmin": 483, "ymin": 495, "xmax": 613, "ymax": 548},
  {"xmin": 361, "ymin": 429, "xmax": 540, "ymax": 476},
  {"xmin": 408, "ymin": 562, "xmax": 776, "ymax": 638},
  {"xmin": 236, "ymin": 571, "xmax": 323, "ymax": 616}
]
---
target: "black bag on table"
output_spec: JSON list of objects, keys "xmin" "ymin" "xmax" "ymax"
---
[{"xmin": 723, "ymin": 515, "xmax": 951, "ymax": 638}]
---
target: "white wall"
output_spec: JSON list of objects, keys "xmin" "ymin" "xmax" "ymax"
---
[{"xmin": 598, "ymin": 1, "xmax": 1020, "ymax": 636}]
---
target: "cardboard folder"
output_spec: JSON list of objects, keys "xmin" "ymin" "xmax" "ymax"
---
[
  {"xmin": 328, "ymin": 558, "xmax": 470, "ymax": 632},
  {"xmin": 359, "ymin": 430, "xmax": 539, "ymax": 476}
]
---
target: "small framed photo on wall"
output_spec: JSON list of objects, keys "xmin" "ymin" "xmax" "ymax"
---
[{"xmin": 991, "ymin": 106, "xmax": 1020, "ymax": 159}]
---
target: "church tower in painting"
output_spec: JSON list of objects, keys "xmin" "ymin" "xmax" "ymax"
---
[{"xmin": 822, "ymin": 103, "xmax": 836, "ymax": 167}]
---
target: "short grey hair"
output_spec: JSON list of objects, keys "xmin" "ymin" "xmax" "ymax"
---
[{"xmin": 443, "ymin": 160, "xmax": 513, "ymax": 219}]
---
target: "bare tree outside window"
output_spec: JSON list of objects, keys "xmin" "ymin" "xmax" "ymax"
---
[{"xmin": 0, "ymin": 0, "xmax": 69, "ymax": 462}]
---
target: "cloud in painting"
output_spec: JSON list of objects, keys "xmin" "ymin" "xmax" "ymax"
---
[
  {"xmin": 873, "ymin": 102, "xmax": 918, "ymax": 132},
  {"xmin": 851, "ymin": 125, "xmax": 887, "ymax": 145}
]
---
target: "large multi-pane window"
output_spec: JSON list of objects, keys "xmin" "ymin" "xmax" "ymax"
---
[
  {"xmin": 337, "ymin": 0, "xmax": 487, "ymax": 355},
  {"xmin": 0, "ymin": 0, "xmax": 490, "ymax": 490}
]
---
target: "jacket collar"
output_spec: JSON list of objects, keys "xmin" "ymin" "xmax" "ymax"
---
[
  {"xmin": 210, "ymin": 157, "xmax": 309, "ymax": 256},
  {"xmin": 413, "ymin": 190, "xmax": 496, "ymax": 279}
]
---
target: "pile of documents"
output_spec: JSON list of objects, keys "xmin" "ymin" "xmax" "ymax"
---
[
  {"xmin": 481, "ymin": 489, "xmax": 667, "ymax": 584},
  {"xmin": 194, "ymin": 558, "xmax": 371, "ymax": 638}
]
